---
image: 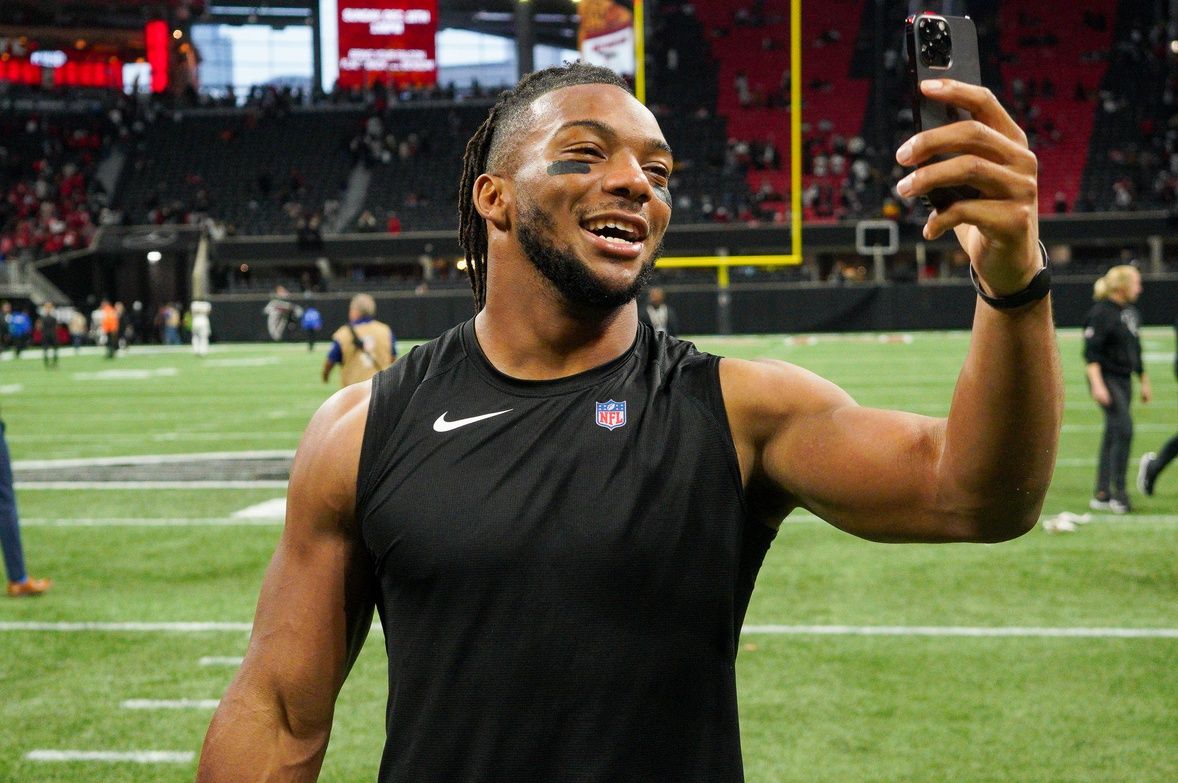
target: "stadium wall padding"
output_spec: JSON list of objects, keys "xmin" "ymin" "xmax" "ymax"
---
[{"xmin": 208, "ymin": 278, "xmax": 1178, "ymax": 342}]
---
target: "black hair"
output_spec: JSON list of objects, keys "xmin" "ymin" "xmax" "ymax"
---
[{"xmin": 457, "ymin": 62, "xmax": 632, "ymax": 311}]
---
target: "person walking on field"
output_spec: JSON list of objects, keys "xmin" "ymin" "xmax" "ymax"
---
[
  {"xmin": 191, "ymin": 300, "xmax": 212, "ymax": 357},
  {"xmin": 321, "ymin": 294, "xmax": 396, "ymax": 388},
  {"xmin": 1138, "ymin": 313, "xmax": 1177, "ymax": 497},
  {"xmin": 1, "ymin": 413, "xmax": 51, "ymax": 597},
  {"xmin": 38, "ymin": 301, "xmax": 60, "ymax": 368},
  {"xmin": 1083, "ymin": 265, "xmax": 1150, "ymax": 513},
  {"xmin": 197, "ymin": 63, "xmax": 1062, "ymax": 782}
]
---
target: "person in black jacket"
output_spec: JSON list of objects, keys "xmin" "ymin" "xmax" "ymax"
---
[
  {"xmin": 1138, "ymin": 314, "xmax": 1177, "ymax": 496},
  {"xmin": 1083, "ymin": 265, "xmax": 1151, "ymax": 513}
]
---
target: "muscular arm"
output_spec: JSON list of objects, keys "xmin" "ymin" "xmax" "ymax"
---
[
  {"xmin": 725, "ymin": 80, "xmax": 1062, "ymax": 544},
  {"xmin": 197, "ymin": 382, "xmax": 375, "ymax": 782}
]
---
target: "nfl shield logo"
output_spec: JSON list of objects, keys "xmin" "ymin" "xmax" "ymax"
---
[{"xmin": 595, "ymin": 400, "xmax": 627, "ymax": 431}]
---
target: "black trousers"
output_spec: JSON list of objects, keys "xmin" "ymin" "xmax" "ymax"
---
[{"xmin": 1095, "ymin": 373, "xmax": 1133, "ymax": 495}]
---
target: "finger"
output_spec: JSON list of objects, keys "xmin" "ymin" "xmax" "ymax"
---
[
  {"xmin": 897, "ymin": 120, "xmax": 1036, "ymax": 173},
  {"xmin": 924, "ymin": 198, "xmax": 1035, "ymax": 242},
  {"xmin": 897, "ymin": 155, "xmax": 1036, "ymax": 202},
  {"xmin": 919, "ymin": 79, "xmax": 1026, "ymax": 147}
]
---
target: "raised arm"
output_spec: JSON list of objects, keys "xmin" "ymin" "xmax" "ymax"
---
[
  {"xmin": 197, "ymin": 381, "xmax": 375, "ymax": 782},
  {"xmin": 724, "ymin": 80, "xmax": 1063, "ymax": 543}
]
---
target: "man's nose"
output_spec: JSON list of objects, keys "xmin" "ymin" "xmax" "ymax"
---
[{"xmin": 601, "ymin": 155, "xmax": 652, "ymax": 205}]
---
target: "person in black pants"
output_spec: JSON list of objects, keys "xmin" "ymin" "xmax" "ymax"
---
[
  {"xmin": 1084, "ymin": 265, "xmax": 1151, "ymax": 513},
  {"xmin": 39, "ymin": 301, "xmax": 60, "ymax": 368},
  {"xmin": 1138, "ymin": 314, "xmax": 1177, "ymax": 497}
]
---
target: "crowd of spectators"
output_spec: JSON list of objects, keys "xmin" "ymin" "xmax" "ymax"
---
[{"xmin": 0, "ymin": 114, "xmax": 108, "ymax": 263}]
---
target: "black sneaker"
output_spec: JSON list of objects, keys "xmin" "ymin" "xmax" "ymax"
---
[{"xmin": 1137, "ymin": 453, "xmax": 1157, "ymax": 496}]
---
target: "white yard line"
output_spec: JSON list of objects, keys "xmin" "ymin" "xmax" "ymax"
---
[
  {"xmin": 20, "ymin": 513, "xmax": 1177, "ymax": 527},
  {"xmin": 15, "ymin": 480, "xmax": 289, "ymax": 489},
  {"xmin": 199, "ymin": 656, "xmax": 244, "ymax": 666},
  {"xmin": 14, "ymin": 450, "xmax": 295, "ymax": 469},
  {"xmin": 26, "ymin": 750, "xmax": 195, "ymax": 763},
  {"xmin": 121, "ymin": 699, "xmax": 220, "ymax": 710},
  {"xmin": 0, "ymin": 621, "xmax": 251, "ymax": 632},
  {"xmin": 22, "ymin": 517, "xmax": 283, "ymax": 527},
  {"xmin": 3, "ymin": 620, "xmax": 1176, "ymax": 639},
  {"xmin": 741, "ymin": 625, "xmax": 1178, "ymax": 638}
]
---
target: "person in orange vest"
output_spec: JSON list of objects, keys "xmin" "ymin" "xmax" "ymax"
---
[
  {"xmin": 100, "ymin": 299, "xmax": 119, "ymax": 359},
  {"xmin": 321, "ymin": 294, "xmax": 396, "ymax": 387}
]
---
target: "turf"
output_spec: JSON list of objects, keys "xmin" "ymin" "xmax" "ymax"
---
[{"xmin": 0, "ymin": 328, "xmax": 1175, "ymax": 782}]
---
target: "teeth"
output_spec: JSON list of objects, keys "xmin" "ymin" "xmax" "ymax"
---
[{"xmin": 584, "ymin": 218, "xmax": 640, "ymax": 240}]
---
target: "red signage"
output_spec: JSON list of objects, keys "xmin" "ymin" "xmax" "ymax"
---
[{"xmin": 336, "ymin": 0, "xmax": 437, "ymax": 88}]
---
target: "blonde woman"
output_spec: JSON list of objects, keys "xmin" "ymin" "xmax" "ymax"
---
[{"xmin": 1083, "ymin": 265, "xmax": 1151, "ymax": 512}]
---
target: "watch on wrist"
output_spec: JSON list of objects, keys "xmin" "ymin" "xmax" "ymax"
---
[{"xmin": 969, "ymin": 241, "xmax": 1051, "ymax": 310}]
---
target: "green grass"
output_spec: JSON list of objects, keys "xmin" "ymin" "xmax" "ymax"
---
[{"xmin": 1, "ymin": 329, "xmax": 1175, "ymax": 782}]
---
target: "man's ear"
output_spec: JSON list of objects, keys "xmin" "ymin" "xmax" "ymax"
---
[{"xmin": 473, "ymin": 173, "xmax": 511, "ymax": 231}]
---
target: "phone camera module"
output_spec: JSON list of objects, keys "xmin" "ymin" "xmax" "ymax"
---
[{"xmin": 919, "ymin": 17, "xmax": 952, "ymax": 68}]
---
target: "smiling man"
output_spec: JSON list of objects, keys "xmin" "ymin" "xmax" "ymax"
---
[{"xmin": 198, "ymin": 62, "xmax": 1062, "ymax": 782}]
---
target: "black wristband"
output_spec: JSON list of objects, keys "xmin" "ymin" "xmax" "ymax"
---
[{"xmin": 969, "ymin": 241, "xmax": 1051, "ymax": 310}]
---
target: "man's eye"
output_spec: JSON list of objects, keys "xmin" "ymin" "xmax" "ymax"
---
[{"xmin": 570, "ymin": 147, "xmax": 603, "ymax": 157}]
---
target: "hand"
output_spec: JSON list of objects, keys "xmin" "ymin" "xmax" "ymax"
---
[
  {"xmin": 896, "ymin": 79, "xmax": 1040, "ymax": 296},
  {"xmin": 1090, "ymin": 383, "xmax": 1111, "ymax": 408},
  {"xmin": 1141, "ymin": 376, "xmax": 1152, "ymax": 404}
]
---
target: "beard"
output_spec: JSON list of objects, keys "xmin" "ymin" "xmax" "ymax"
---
[{"xmin": 516, "ymin": 199, "xmax": 662, "ymax": 312}]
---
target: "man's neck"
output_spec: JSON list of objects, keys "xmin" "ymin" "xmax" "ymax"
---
[{"xmin": 475, "ymin": 294, "xmax": 637, "ymax": 381}]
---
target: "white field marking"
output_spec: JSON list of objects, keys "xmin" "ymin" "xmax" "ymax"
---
[
  {"xmin": 0, "ymin": 383, "xmax": 22, "ymax": 394},
  {"xmin": 741, "ymin": 625, "xmax": 1178, "ymax": 638},
  {"xmin": 1143, "ymin": 351, "xmax": 1175, "ymax": 364},
  {"xmin": 71, "ymin": 367, "xmax": 179, "ymax": 381},
  {"xmin": 21, "ymin": 517, "xmax": 283, "ymax": 527},
  {"xmin": 7, "ymin": 431, "xmax": 300, "ymax": 443},
  {"xmin": 4, "ymin": 620, "xmax": 1176, "ymax": 640},
  {"xmin": 26, "ymin": 750, "xmax": 195, "ymax": 764},
  {"xmin": 780, "ymin": 511, "xmax": 1178, "ymax": 526},
  {"xmin": 203, "ymin": 356, "xmax": 281, "ymax": 367},
  {"xmin": 199, "ymin": 656, "xmax": 244, "ymax": 666},
  {"xmin": 122, "ymin": 699, "xmax": 219, "ymax": 710},
  {"xmin": 15, "ymin": 480, "xmax": 289, "ymax": 490},
  {"xmin": 0, "ymin": 621, "xmax": 251, "ymax": 632},
  {"xmin": 232, "ymin": 498, "xmax": 287, "ymax": 519},
  {"xmin": 14, "ymin": 449, "xmax": 295, "ymax": 470}
]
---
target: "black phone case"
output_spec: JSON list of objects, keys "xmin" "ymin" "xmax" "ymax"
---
[{"xmin": 905, "ymin": 13, "xmax": 982, "ymax": 212}]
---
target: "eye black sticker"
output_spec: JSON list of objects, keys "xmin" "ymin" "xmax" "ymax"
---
[{"xmin": 547, "ymin": 160, "xmax": 592, "ymax": 176}]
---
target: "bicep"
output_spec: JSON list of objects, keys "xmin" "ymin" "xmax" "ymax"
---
[
  {"xmin": 724, "ymin": 358, "xmax": 963, "ymax": 543},
  {"xmin": 763, "ymin": 402, "xmax": 957, "ymax": 542}
]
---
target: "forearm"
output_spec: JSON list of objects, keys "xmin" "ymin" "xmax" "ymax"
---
[
  {"xmin": 939, "ymin": 296, "xmax": 1063, "ymax": 538},
  {"xmin": 197, "ymin": 682, "xmax": 330, "ymax": 782}
]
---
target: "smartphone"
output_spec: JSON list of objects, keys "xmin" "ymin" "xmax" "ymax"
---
[{"xmin": 904, "ymin": 12, "xmax": 982, "ymax": 211}]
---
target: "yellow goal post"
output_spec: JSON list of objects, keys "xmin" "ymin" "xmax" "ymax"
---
[{"xmin": 632, "ymin": 0, "xmax": 803, "ymax": 284}]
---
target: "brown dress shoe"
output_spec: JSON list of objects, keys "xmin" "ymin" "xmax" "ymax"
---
[{"xmin": 7, "ymin": 576, "xmax": 52, "ymax": 597}]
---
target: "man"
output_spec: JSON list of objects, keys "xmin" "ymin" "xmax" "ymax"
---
[
  {"xmin": 100, "ymin": 299, "xmax": 118, "ymax": 359},
  {"xmin": 191, "ymin": 300, "xmax": 212, "ymax": 357},
  {"xmin": 198, "ymin": 63, "xmax": 1061, "ymax": 781},
  {"xmin": 320, "ymin": 294, "xmax": 396, "ymax": 387},
  {"xmin": 1, "ymin": 412, "xmax": 51, "ymax": 597},
  {"xmin": 1138, "ymin": 313, "xmax": 1177, "ymax": 496},
  {"xmin": 639, "ymin": 285, "xmax": 679, "ymax": 334},
  {"xmin": 39, "ymin": 301, "xmax": 59, "ymax": 368}
]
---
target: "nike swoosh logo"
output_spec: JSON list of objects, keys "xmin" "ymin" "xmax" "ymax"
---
[{"xmin": 432, "ymin": 409, "xmax": 513, "ymax": 433}]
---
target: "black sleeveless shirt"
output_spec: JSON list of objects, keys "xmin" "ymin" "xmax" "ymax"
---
[{"xmin": 355, "ymin": 319, "xmax": 776, "ymax": 782}]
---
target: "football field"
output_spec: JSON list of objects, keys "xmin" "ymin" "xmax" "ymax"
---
[{"xmin": 1, "ymin": 327, "xmax": 1176, "ymax": 782}]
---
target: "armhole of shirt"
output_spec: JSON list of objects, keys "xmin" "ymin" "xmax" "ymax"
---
[{"xmin": 690, "ymin": 352, "xmax": 751, "ymax": 520}]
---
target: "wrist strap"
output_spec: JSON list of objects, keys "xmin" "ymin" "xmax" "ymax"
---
[{"xmin": 969, "ymin": 241, "xmax": 1051, "ymax": 310}]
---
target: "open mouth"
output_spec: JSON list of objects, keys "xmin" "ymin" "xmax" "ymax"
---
[{"xmin": 579, "ymin": 215, "xmax": 649, "ymax": 257}]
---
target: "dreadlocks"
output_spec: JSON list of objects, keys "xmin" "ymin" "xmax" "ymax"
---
[{"xmin": 457, "ymin": 62, "xmax": 632, "ymax": 312}]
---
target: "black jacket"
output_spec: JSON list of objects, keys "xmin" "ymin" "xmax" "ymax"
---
[{"xmin": 1083, "ymin": 299, "xmax": 1143, "ymax": 377}]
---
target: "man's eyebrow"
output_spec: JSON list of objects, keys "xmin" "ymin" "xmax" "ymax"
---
[{"xmin": 555, "ymin": 119, "xmax": 674, "ymax": 157}]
